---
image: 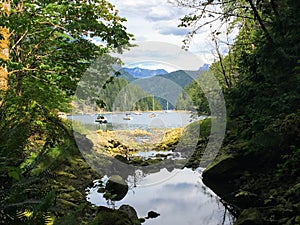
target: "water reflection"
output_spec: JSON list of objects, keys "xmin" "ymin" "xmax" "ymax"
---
[{"xmin": 86, "ymin": 167, "xmax": 234, "ymax": 225}]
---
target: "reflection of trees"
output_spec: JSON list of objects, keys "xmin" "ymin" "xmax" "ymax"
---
[
  {"xmin": 126, "ymin": 169, "xmax": 146, "ymax": 190},
  {"xmin": 198, "ymin": 178, "xmax": 236, "ymax": 225},
  {"xmin": 220, "ymin": 199, "xmax": 237, "ymax": 225}
]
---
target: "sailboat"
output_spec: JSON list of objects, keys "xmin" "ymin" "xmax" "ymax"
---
[
  {"xmin": 165, "ymin": 101, "xmax": 171, "ymax": 113},
  {"xmin": 123, "ymin": 112, "xmax": 133, "ymax": 120},
  {"xmin": 149, "ymin": 95, "xmax": 156, "ymax": 118},
  {"xmin": 123, "ymin": 93, "xmax": 133, "ymax": 120},
  {"xmin": 134, "ymin": 105, "xmax": 142, "ymax": 115}
]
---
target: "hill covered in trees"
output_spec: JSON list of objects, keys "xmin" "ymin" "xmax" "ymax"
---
[
  {"xmin": 177, "ymin": 0, "xmax": 300, "ymax": 224},
  {"xmin": 117, "ymin": 67, "xmax": 205, "ymax": 110}
]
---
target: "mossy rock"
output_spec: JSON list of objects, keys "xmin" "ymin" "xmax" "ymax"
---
[
  {"xmin": 105, "ymin": 175, "xmax": 128, "ymax": 201},
  {"xmin": 119, "ymin": 205, "xmax": 141, "ymax": 225},
  {"xmin": 203, "ymin": 154, "xmax": 240, "ymax": 180},
  {"xmin": 115, "ymin": 154, "xmax": 128, "ymax": 162},
  {"xmin": 90, "ymin": 206, "xmax": 140, "ymax": 225},
  {"xmin": 202, "ymin": 154, "xmax": 245, "ymax": 204}
]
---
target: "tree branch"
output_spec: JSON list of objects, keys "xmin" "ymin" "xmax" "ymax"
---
[
  {"xmin": 245, "ymin": 0, "xmax": 273, "ymax": 43},
  {"xmin": 24, "ymin": 27, "xmax": 58, "ymax": 59},
  {"xmin": 10, "ymin": 29, "xmax": 28, "ymax": 52}
]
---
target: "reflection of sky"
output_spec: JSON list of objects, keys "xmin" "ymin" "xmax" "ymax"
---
[{"xmin": 87, "ymin": 168, "xmax": 232, "ymax": 225}]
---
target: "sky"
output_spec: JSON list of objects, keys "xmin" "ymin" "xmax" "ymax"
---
[{"xmin": 105, "ymin": 0, "xmax": 227, "ymax": 72}]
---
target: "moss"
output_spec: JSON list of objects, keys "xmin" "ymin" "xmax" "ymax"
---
[
  {"xmin": 90, "ymin": 210, "xmax": 133, "ymax": 225},
  {"xmin": 90, "ymin": 206, "xmax": 141, "ymax": 225},
  {"xmin": 56, "ymin": 171, "xmax": 77, "ymax": 179}
]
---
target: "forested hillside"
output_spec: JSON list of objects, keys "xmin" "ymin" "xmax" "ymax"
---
[
  {"xmin": 119, "ymin": 68, "xmax": 204, "ymax": 110},
  {"xmin": 178, "ymin": 0, "xmax": 300, "ymax": 224}
]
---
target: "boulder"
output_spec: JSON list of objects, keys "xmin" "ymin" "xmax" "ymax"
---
[
  {"xmin": 202, "ymin": 154, "xmax": 243, "ymax": 203},
  {"xmin": 119, "ymin": 205, "xmax": 141, "ymax": 225},
  {"xmin": 145, "ymin": 211, "xmax": 160, "ymax": 219},
  {"xmin": 104, "ymin": 175, "xmax": 128, "ymax": 201},
  {"xmin": 91, "ymin": 206, "xmax": 141, "ymax": 225}
]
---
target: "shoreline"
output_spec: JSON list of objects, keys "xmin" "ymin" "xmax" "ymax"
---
[{"xmin": 69, "ymin": 110, "xmax": 195, "ymax": 116}]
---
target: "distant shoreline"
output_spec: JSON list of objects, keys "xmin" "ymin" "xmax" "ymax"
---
[{"xmin": 70, "ymin": 110, "xmax": 194, "ymax": 115}]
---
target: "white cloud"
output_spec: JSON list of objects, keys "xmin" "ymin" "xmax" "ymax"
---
[
  {"xmin": 155, "ymin": 19, "xmax": 189, "ymax": 36},
  {"xmin": 107, "ymin": 0, "xmax": 228, "ymax": 65},
  {"xmin": 112, "ymin": 41, "xmax": 204, "ymax": 72},
  {"xmin": 145, "ymin": 4, "xmax": 188, "ymax": 22}
]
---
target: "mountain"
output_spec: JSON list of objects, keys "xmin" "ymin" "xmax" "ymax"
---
[
  {"xmin": 116, "ymin": 70, "xmax": 136, "ymax": 82},
  {"xmin": 118, "ymin": 68, "xmax": 202, "ymax": 87},
  {"xmin": 157, "ymin": 70, "xmax": 201, "ymax": 87},
  {"xmin": 122, "ymin": 67, "xmax": 168, "ymax": 78},
  {"xmin": 198, "ymin": 63, "xmax": 210, "ymax": 71},
  {"xmin": 115, "ymin": 68, "xmax": 204, "ymax": 110}
]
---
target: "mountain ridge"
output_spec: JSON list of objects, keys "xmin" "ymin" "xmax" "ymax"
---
[
  {"xmin": 118, "ymin": 66, "xmax": 209, "ymax": 87},
  {"xmin": 122, "ymin": 67, "xmax": 168, "ymax": 79}
]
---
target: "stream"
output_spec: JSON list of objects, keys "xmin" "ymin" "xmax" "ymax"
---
[
  {"xmin": 71, "ymin": 112, "xmax": 234, "ymax": 224},
  {"xmin": 86, "ymin": 167, "xmax": 234, "ymax": 225}
]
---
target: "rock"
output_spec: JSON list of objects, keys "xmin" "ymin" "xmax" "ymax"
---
[
  {"xmin": 115, "ymin": 154, "xmax": 128, "ymax": 162},
  {"xmin": 145, "ymin": 211, "xmax": 160, "ymax": 219},
  {"xmin": 92, "ymin": 206, "xmax": 141, "ymax": 225},
  {"xmin": 104, "ymin": 175, "xmax": 128, "ymax": 201},
  {"xmin": 139, "ymin": 218, "xmax": 146, "ymax": 223},
  {"xmin": 119, "ymin": 205, "xmax": 141, "ymax": 225},
  {"xmin": 202, "ymin": 154, "xmax": 243, "ymax": 203},
  {"xmin": 203, "ymin": 154, "xmax": 241, "ymax": 178},
  {"xmin": 97, "ymin": 187, "xmax": 105, "ymax": 193}
]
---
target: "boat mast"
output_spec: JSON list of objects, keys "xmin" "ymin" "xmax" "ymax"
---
[{"xmin": 152, "ymin": 95, "xmax": 155, "ymax": 111}]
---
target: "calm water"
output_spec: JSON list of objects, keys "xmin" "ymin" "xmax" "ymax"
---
[
  {"xmin": 86, "ymin": 168, "xmax": 234, "ymax": 225},
  {"xmin": 71, "ymin": 112, "xmax": 233, "ymax": 224},
  {"xmin": 69, "ymin": 111, "xmax": 205, "ymax": 130}
]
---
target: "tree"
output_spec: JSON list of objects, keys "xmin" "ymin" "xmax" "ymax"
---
[
  {"xmin": 177, "ymin": 0, "xmax": 300, "ymax": 126},
  {"xmin": 0, "ymin": 1, "xmax": 133, "ymax": 224},
  {"xmin": 176, "ymin": 1, "xmax": 300, "ymax": 223},
  {"xmin": 0, "ymin": 0, "xmax": 10, "ymax": 91},
  {"xmin": 176, "ymin": 0, "xmax": 277, "ymax": 48},
  {"xmin": 0, "ymin": 0, "xmax": 133, "ymax": 147}
]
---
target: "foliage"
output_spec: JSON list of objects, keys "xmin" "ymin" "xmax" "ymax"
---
[
  {"xmin": 74, "ymin": 57, "xmax": 163, "ymax": 112},
  {"xmin": 177, "ymin": 73, "xmax": 210, "ymax": 114},
  {"xmin": 0, "ymin": 0, "xmax": 132, "ymax": 224},
  {"xmin": 177, "ymin": 69, "xmax": 228, "ymax": 115},
  {"xmin": 178, "ymin": 0, "xmax": 300, "ymax": 223},
  {"xmin": 178, "ymin": 0, "xmax": 300, "ymax": 149}
]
